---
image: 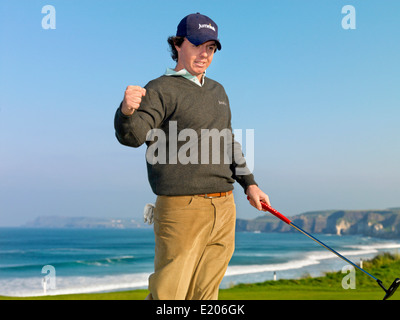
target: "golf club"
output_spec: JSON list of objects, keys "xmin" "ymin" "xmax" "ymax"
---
[{"xmin": 247, "ymin": 196, "xmax": 400, "ymax": 300}]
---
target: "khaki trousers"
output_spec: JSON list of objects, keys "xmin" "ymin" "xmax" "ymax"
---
[{"xmin": 148, "ymin": 193, "xmax": 236, "ymax": 300}]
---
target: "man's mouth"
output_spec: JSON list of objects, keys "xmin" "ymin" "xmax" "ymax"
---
[{"xmin": 194, "ymin": 61, "xmax": 206, "ymax": 68}]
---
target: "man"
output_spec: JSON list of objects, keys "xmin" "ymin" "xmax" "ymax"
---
[{"xmin": 114, "ymin": 13, "xmax": 270, "ymax": 300}]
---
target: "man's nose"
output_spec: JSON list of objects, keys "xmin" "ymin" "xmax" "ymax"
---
[{"xmin": 199, "ymin": 47, "xmax": 208, "ymax": 57}]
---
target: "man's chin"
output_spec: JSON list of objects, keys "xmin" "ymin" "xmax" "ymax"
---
[{"xmin": 191, "ymin": 66, "xmax": 207, "ymax": 75}]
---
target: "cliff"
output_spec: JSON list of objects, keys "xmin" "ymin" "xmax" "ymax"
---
[{"xmin": 236, "ymin": 207, "xmax": 400, "ymax": 239}]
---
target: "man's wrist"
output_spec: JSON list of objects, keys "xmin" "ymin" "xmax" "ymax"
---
[{"xmin": 245, "ymin": 184, "xmax": 258, "ymax": 195}]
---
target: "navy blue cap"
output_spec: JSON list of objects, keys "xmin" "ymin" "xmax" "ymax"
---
[{"xmin": 176, "ymin": 13, "xmax": 221, "ymax": 50}]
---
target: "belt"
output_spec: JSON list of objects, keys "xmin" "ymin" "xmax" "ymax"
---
[{"xmin": 197, "ymin": 190, "xmax": 232, "ymax": 199}]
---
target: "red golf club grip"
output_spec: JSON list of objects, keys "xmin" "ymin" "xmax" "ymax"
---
[{"xmin": 247, "ymin": 196, "xmax": 292, "ymax": 225}]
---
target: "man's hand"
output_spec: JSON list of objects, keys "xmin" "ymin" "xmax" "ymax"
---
[
  {"xmin": 121, "ymin": 86, "xmax": 146, "ymax": 116},
  {"xmin": 246, "ymin": 185, "xmax": 270, "ymax": 211}
]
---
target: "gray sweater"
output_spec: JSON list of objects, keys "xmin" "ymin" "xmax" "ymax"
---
[{"xmin": 114, "ymin": 75, "xmax": 257, "ymax": 196}]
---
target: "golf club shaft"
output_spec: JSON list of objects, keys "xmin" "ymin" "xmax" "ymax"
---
[
  {"xmin": 253, "ymin": 198, "xmax": 379, "ymax": 282},
  {"xmin": 289, "ymin": 221, "xmax": 379, "ymax": 282}
]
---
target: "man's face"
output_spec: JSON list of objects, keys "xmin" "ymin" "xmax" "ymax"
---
[{"xmin": 175, "ymin": 39, "xmax": 217, "ymax": 79}]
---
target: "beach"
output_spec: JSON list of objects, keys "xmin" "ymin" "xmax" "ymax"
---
[{"xmin": 1, "ymin": 227, "xmax": 399, "ymax": 298}]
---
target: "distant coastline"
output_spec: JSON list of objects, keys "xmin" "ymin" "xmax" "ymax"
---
[
  {"xmin": 22, "ymin": 216, "xmax": 149, "ymax": 229},
  {"xmin": 21, "ymin": 206, "xmax": 400, "ymax": 239}
]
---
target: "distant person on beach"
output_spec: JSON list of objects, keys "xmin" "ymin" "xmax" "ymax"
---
[{"xmin": 114, "ymin": 13, "xmax": 269, "ymax": 300}]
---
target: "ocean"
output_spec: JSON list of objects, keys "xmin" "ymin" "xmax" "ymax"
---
[{"xmin": 1, "ymin": 227, "xmax": 399, "ymax": 297}]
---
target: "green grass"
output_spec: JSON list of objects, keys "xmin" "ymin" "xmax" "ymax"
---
[
  {"xmin": 0, "ymin": 289, "xmax": 150, "ymax": 300},
  {"xmin": 1, "ymin": 253, "xmax": 399, "ymax": 300}
]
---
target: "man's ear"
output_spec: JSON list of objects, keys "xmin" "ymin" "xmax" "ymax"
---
[{"xmin": 174, "ymin": 41, "xmax": 182, "ymax": 53}]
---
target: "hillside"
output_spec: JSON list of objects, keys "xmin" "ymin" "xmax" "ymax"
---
[{"xmin": 236, "ymin": 207, "xmax": 400, "ymax": 239}]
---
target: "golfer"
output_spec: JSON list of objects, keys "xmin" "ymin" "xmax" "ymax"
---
[{"xmin": 114, "ymin": 13, "xmax": 270, "ymax": 300}]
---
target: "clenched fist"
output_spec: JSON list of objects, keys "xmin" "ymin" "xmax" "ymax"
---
[{"xmin": 121, "ymin": 85, "xmax": 146, "ymax": 116}]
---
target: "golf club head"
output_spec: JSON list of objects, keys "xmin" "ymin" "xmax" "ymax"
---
[{"xmin": 383, "ymin": 278, "xmax": 400, "ymax": 300}]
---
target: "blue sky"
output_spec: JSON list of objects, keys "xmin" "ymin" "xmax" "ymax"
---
[{"xmin": 1, "ymin": 0, "xmax": 399, "ymax": 226}]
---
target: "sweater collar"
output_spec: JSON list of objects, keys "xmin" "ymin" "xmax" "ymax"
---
[{"xmin": 164, "ymin": 68, "xmax": 205, "ymax": 87}]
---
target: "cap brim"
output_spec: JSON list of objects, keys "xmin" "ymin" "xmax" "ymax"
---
[{"xmin": 186, "ymin": 36, "xmax": 221, "ymax": 50}]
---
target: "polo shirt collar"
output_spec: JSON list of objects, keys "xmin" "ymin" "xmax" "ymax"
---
[{"xmin": 164, "ymin": 68, "xmax": 205, "ymax": 87}]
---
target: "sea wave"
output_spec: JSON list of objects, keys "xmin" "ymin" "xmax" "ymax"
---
[
  {"xmin": 344, "ymin": 242, "xmax": 400, "ymax": 251},
  {"xmin": 225, "ymin": 241, "xmax": 400, "ymax": 277},
  {"xmin": 0, "ymin": 255, "xmax": 138, "ymax": 272},
  {"xmin": 76, "ymin": 255, "xmax": 136, "ymax": 266},
  {"xmin": 0, "ymin": 272, "xmax": 150, "ymax": 297},
  {"xmin": 225, "ymin": 257, "xmax": 318, "ymax": 276}
]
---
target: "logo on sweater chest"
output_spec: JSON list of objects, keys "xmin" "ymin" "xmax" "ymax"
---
[{"xmin": 218, "ymin": 100, "xmax": 227, "ymax": 106}]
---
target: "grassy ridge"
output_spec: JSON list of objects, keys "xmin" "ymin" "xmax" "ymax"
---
[
  {"xmin": 1, "ymin": 253, "xmax": 399, "ymax": 300},
  {"xmin": 220, "ymin": 253, "xmax": 400, "ymax": 300}
]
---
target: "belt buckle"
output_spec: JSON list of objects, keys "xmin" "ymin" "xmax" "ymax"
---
[{"xmin": 204, "ymin": 193, "xmax": 218, "ymax": 199}]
